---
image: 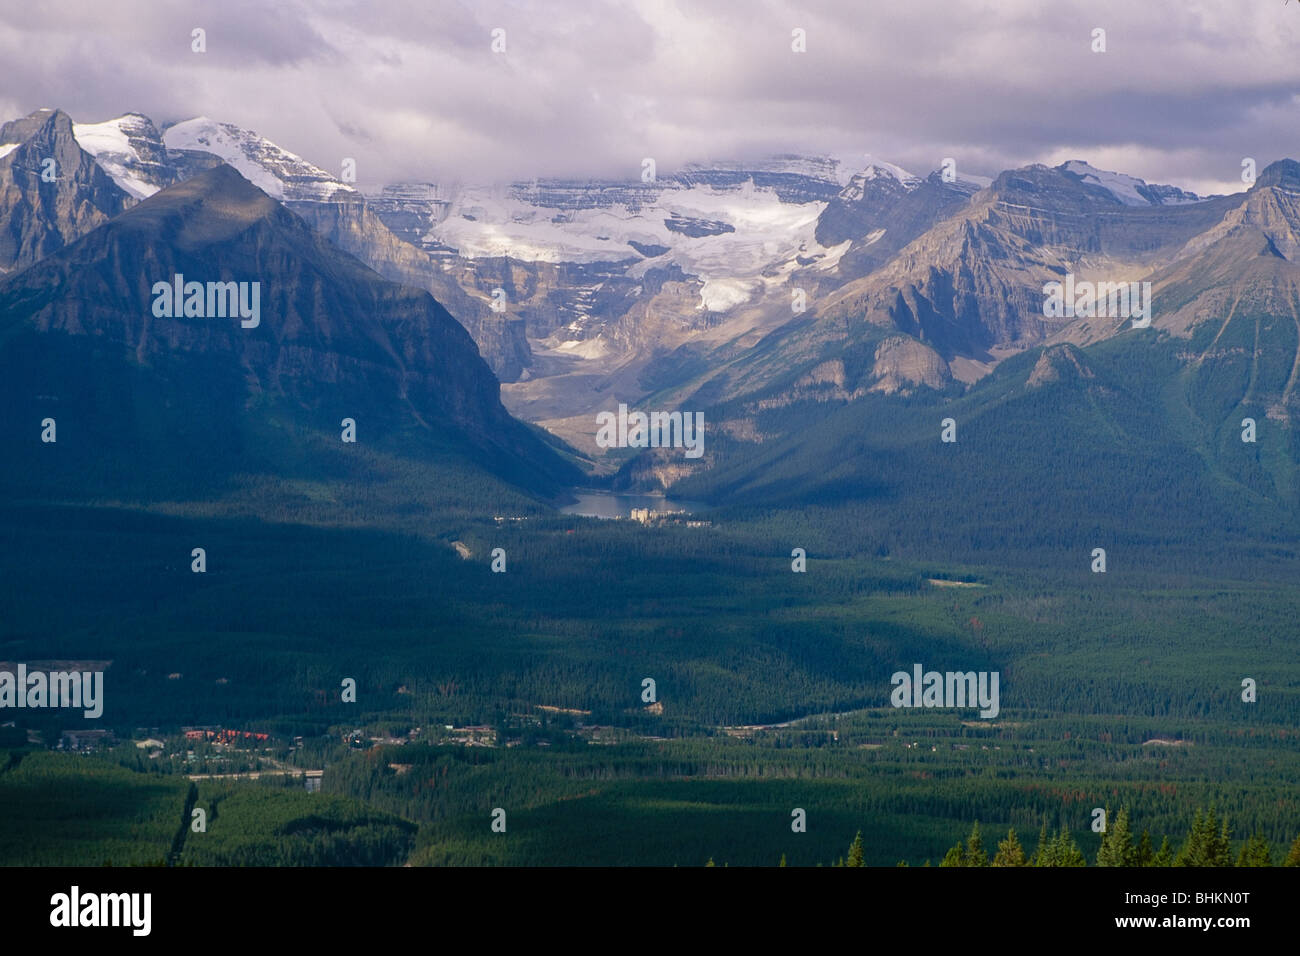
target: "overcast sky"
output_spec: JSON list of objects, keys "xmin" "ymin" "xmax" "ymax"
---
[{"xmin": 1, "ymin": 0, "xmax": 1296, "ymax": 195}]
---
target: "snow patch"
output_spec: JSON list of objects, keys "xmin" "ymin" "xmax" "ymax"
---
[
  {"xmin": 858, "ymin": 156, "xmax": 921, "ymax": 187},
  {"xmin": 164, "ymin": 117, "xmax": 355, "ymax": 202},
  {"xmin": 73, "ymin": 115, "xmax": 161, "ymax": 198},
  {"xmin": 699, "ymin": 277, "xmax": 760, "ymax": 312},
  {"xmin": 1062, "ymin": 161, "xmax": 1149, "ymax": 205},
  {"xmin": 426, "ymin": 178, "xmax": 848, "ymax": 314},
  {"xmin": 0, "ymin": 143, "xmax": 18, "ymax": 160},
  {"xmin": 1061, "ymin": 160, "xmax": 1200, "ymax": 207},
  {"xmin": 553, "ymin": 336, "xmax": 610, "ymax": 359}
]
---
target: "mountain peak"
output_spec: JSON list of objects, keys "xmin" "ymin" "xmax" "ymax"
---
[
  {"xmin": 131, "ymin": 160, "xmax": 277, "ymax": 208},
  {"xmin": 1057, "ymin": 160, "xmax": 1201, "ymax": 206},
  {"xmin": 857, "ymin": 156, "xmax": 920, "ymax": 187},
  {"xmin": 73, "ymin": 112, "xmax": 172, "ymax": 199},
  {"xmin": 162, "ymin": 160, "xmax": 270, "ymax": 200},
  {"xmin": 162, "ymin": 117, "xmax": 355, "ymax": 203},
  {"xmin": 109, "ymin": 163, "xmax": 291, "ymax": 248},
  {"xmin": 0, "ymin": 107, "xmax": 133, "ymax": 272},
  {"xmin": 0, "ymin": 106, "xmax": 74, "ymax": 145},
  {"xmin": 1253, "ymin": 159, "xmax": 1300, "ymax": 191},
  {"xmin": 1026, "ymin": 344, "xmax": 1095, "ymax": 389}
]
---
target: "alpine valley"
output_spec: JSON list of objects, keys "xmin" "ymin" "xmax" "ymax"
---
[{"xmin": 3, "ymin": 106, "xmax": 1300, "ymax": 869}]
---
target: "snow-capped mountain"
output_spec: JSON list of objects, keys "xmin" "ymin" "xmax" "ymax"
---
[
  {"xmin": 161, "ymin": 117, "xmax": 356, "ymax": 203},
  {"xmin": 1058, "ymin": 160, "xmax": 1201, "ymax": 206},
  {"xmin": 49, "ymin": 109, "xmax": 990, "ymax": 386},
  {"xmin": 424, "ymin": 176, "xmax": 847, "ymax": 289},
  {"xmin": 361, "ymin": 182, "xmax": 454, "ymax": 254},
  {"xmin": 343, "ymin": 155, "xmax": 899, "ymax": 401},
  {"xmin": 5, "ymin": 104, "xmax": 1238, "ymax": 471},
  {"xmin": 72, "ymin": 113, "xmax": 175, "ymax": 199}
]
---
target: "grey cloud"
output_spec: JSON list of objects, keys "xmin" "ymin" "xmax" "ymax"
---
[{"xmin": 0, "ymin": 0, "xmax": 1296, "ymax": 193}]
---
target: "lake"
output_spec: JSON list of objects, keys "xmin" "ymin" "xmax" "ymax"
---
[{"xmin": 560, "ymin": 490, "xmax": 710, "ymax": 519}]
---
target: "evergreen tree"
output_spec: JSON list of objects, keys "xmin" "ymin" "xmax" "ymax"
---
[
  {"xmin": 991, "ymin": 827, "xmax": 1028, "ymax": 867},
  {"xmin": 779, "ymin": 853, "xmax": 787, "ymax": 867},
  {"xmin": 1032, "ymin": 821, "xmax": 1051, "ymax": 866},
  {"xmin": 1178, "ymin": 807, "xmax": 1232, "ymax": 867},
  {"xmin": 1175, "ymin": 808, "xmax": 1208, "ymax": 867},
  {"xmin": 846, "ymin": 831, "xmax": 865, "ymax": 868},
  {"xmin": 964, "ymin": 821, "xmax": 988, "ymax": 867},
  {"xmin": 1235, "ymin": 833, "xmax": 1272, "ymax": 867},
  {"xmin": 1285, "ymin": 836, "xmax": 1300, "ymax": 867},
  {"xmin": 939, "ymin": 840, "xmax": 965, "ymax": 867},
  {"xmin": 1153, "ymin": 836, "xmax": 1174, "ymax": 867},
  {"xmin": 705, "ymin": 857, "xmax": 715, "ymax": 867},
  {"xmin": 1096, "ymin": 808, "xmax": 1136, "ymax": 867},
  {"xmin": 1134, "ymin": 829, "xmax": 1155, "ymax": 867},
  {"xmin": 1052, "ymin": 827, "xmax": 1087, "ymax": 867},
  {"xmin": 1212, "ymin": 814, "xmax": 1233, "ymax": 867}
]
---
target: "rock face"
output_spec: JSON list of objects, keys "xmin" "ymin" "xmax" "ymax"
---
[
  {"xmin": 1139, "ymin": 160, "xmax": 1300, "ymax": 422},
  {"xmin": 817, "ymin": 169, "xmax": 986, "ymax": 283},
  {"xmin": 0, "ymin": 109, "xmax": 132, "ymax": 274},
  {"xmin": 1026, "ymin": 344, "xmax": 1095, "ymax": 389},
  {"xmin": 812, "ymin": 163, "xmax": 1234, "ymax": 362},
  {"xmin": 868, "ymin": 335, "xmax": 952, "ymax": 394},
  {"xmin": 0, "ymin": 164, "xmax": 580, "ymax": 493},
  {"xmin": 288, "ymin": 198, "xmax": 533, "ymax": 383}
]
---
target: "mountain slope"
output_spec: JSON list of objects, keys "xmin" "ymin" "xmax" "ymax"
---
[
  {"xmin": 0, "ymin": 108, "xmax": 133, "ymax": 275},
  {"xmin": 0, "ymin": 164, "xmax": 580, "ymax": 501},
  {"xmin": 668, "ymin": 335, "xmax": 1297, "ymax": 572},
  {"xmin": 809, "ymin": 163, "xmax": 1232, "ymax": 362},
  {"xmin": 621, "ymin": 165, "xmax": 1300, "ymax": 534},
  {"xmin": 287, "ymin": 197, "xmax": 533, "ymax": 382}
]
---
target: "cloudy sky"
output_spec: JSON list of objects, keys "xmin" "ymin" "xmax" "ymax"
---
[{"xmin": 1, "ymin": 0, "xmax": 1296, "ymax": 194}]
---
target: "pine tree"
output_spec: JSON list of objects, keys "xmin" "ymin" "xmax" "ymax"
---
[
  {"xmin": 1179, "ymin": 807, "xmax": 1232, "ymax": 867},
  {"xmin": 1175, "ymin": 808, "xmax": 1207, "ymax": 867},
  {"xmin": 1096, "ymin": 808, "xmax": 1136, "ymax": 867},
  {"xmin": 1153, "ymin": 836, "xmax": 1174, "ymax": 867},
  {"xmin": 1284, "ymin": 835, "xmax": 1300, "ymax": 867},
  {"xmin": 939, "ymin": 840, "xmax": 965, "ymax": 867},
  {"xmin": 1053, "ymin": 827, "xmax": 1087, "ymax": 867},
  {"xmin": 705, "ymin": 857, "xmax": 716, "ymax": 867},
  {"xmin": 964, "ymin": 822, "xmax": 989, "ymax": 867},
  {"xmin": 779, "ymin": 853, "xmax": 787, "ymax": 867},
  {"xmin": 846, "ymin": 831, "xmax": 865, "ymax": 868},
  {"xmin": 1032, "ymin": 821, "xmax": 1052, "ymax": 866},
  {"xmin": 1134, "ymin": 829, "xmax": 1155, "ymax": 867},
  {"xmin": 1235, "ymin": 833, "xmax": 1272, "ymax": 867},
  {"xmin": 1212, "ymin": 813, "xmax": 1233, "ymax": 867},
  {"xmin": 991, "ymin": 827, "xmax": 1028, "ymax": 866}
]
